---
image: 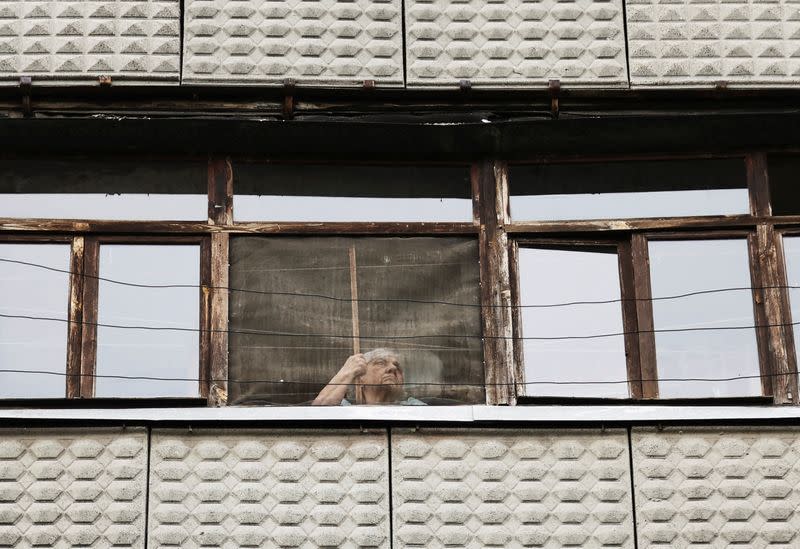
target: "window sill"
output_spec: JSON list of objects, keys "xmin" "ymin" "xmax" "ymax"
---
[{"xmin": 0, "ymin": 403, "xmax": 796, "ymax": 425}]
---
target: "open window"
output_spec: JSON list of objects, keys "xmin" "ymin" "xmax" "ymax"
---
[
  {"xmin": 0, "ymin": 156, "xmax": 208, "ymax": 221},
  {"xmin": 227, "ymin": 236, "xmax": 484, "ymax": 405},
  {"xmin": 508, "ymin": 158, "xmax": 749, "ymax": 221},
  {"xmin": 233, "ymin": 163, "xmax": 475, "ymax": 223}
]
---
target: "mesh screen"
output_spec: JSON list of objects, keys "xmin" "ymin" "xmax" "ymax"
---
[{"xmin": 229, "ymin": 236, "xmax": 484, "ymax": 405}]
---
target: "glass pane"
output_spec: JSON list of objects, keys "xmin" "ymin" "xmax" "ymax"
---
[
  {"xmin": 0, "ymin": 244, "xmax": 70, "ymax": 398},
  {"xmin": 234, "ymin": 164, "xmax": 473, "ymax": 222},
  {"xmin": 0, "ymin": 157, "xmax": 208, "ymax": 220},
  {"xmin": 228, "ymin": 236, "xmax": 483, "ymax": 405},
  {"xmin": 780, "ymin": 237, "xmax": 800, "ymax": 392},
  {"xmin": 649, "ymin": 239, "xmax": 761, "ymax": 398},
  {"xmin": 95, "ymin": 245, "xmax": 200, "ymax": 397},
  {"xmin": 519, "ymin": 247, "xmax": 629, "ymax": 398},
  {"xmin": 768, "ymin": 155, "xmax": 800, "ymax": 216},
  {"xmin": 510, "ymin": 158, "xmax": 749, "ymax": 221}
]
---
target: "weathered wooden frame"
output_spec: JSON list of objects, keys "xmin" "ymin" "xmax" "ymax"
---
[
  {"xmin": 507, "ymin": 151, "xmax": 800, "ymax": 405},
  {"xmin": 1, "ymin": 151, "xmax": 800, "ymax": 406}
]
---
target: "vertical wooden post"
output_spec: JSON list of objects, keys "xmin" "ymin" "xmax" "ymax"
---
[
  {"xmin": 207, "ymin": 155, "xmax": 233, "ymax": 406},
  {"xmin": 617, "ymin": 239, "xmax": 644, "ymax": 399},
  {"xmin": 208, "ymin": 232, "xmax": 230, "ymax": 406},
  {"xmin": 746, "ymin": 152, "xmax": 797, "ymax": 404},
  {"xmin": 348, "ymin": 245, "xmax": 360, "ymax": 355},
  {"xmin": 208, "ymin": 156, "xmax": 233, "ymax": 226},
  {"xmin": 66, "ymin": 236, "xmax": 85, "ymax": 398},
  {"xmin": 750, "ymin": 225, "xmax": 797, "ymax": 403},
  {"xmin": 477, "ymin": 160, "xmax": 516, "ymax": 405},
  {"xmin": 630, "ymin": 234, "xmax": 659, "ymax": 398},
  {"xmin": 79, "ymin": 238, "xmax": 99, "ymax": 398},
  {"xmin": 746, "ymin": 152, "xmax": 771, "ymax": 217}
]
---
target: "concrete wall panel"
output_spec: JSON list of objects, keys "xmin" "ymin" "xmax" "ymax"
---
[
  {"xmin": 0, "ymin": 0, "xmax": 180, "ymax": 85},
  {"xmin": 0, "ymin": 427, "xmax": 148, "ymax": 548},
  {"xmin": 148, "ymin": 428, "xmax": 390, "ymax": 548},
  {"xmin": 627, "ymin": 0, "xmax": 800, "ymax": 87},
  {"xmin": 182, "ymin": 0, "xmax": 403, "ymax": 86},
  {"xmin": 405, "ymin": 0, "xmax": 628, "ymax": 88},
  {"xmin": 392, "ymin": 428, "xmax": 634, "ymax": 548},
  {"xmin": 632, "ymin": 427, "xmax": 800, "ymax": 548}
]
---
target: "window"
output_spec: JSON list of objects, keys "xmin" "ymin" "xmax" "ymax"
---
[
  {"xmin": 4, "ymin": 152, "xmax": 800, "ymax": 406},
  {"xmin": 228, "ymin": 236, "xmax": 484, "ymax": 405},
  {"xmin": 233, "ymin": 163, "xmax": 474, "ymax": 222},
  {"xmin": 649, "ymin": 239, "xmax": 760, "ymax": 398},
  {"xmin": 516, "ymin": 245, "xmax": 629, "ymax": 398},
  {"xmin": 0, "ymin": 156, "xmax": 208, "ymax": 220},
  {"xmin": 510, "ymin": 153, "xmax": 798, "ymax": 403},
  {"xmin": 509, "ymin": 158, "xmax": 749, "ymax": 221},
  {"xmin": 0, "ymin": 243, "xmax": 71, "ymax": 398},
  {"xmin": 95, "ymin": 245, "xmax": 201, "ymax": 397}
]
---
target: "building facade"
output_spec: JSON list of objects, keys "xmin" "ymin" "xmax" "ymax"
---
[{"xmin": 2, "ymin": 0, "xmax": 800, "ymax": 546}]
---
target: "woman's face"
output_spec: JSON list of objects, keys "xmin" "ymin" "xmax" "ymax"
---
[{"xmin": 361, "ymin": 355, "xmax": 404, "ymax": 388}]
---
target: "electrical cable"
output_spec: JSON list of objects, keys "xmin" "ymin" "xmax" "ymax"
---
[
  {"xmin": 0, "ymin": 311, "xmax": 791, "ymax": 341},
  {"xmin": 2, "ymin": 256, "xmax": 798, "ymax": 309},
  {"xmin": 0, "ymin": 368, "xmax": 791, "ymax": 387}
]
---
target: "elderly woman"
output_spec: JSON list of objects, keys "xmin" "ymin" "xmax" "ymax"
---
[{"xmin": 312, "ymin": 348, "xmax": 425, "ymax": 405}]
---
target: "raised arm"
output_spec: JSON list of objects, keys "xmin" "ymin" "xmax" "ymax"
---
[{"xmin": 312, "ymin": 354, "xmax": 367, "ymax": 406}]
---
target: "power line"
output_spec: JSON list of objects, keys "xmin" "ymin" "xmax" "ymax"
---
[
  {"xmin": 0, "ymin": 310, "xmax": 788, "ymax": 341},
  {"xmin": 0, "ymin": 368, "xmax": 790, "ymax": 387},
  {"xmin": 3, "ymin": 256, "xmax": 799, "ymax": 309}
]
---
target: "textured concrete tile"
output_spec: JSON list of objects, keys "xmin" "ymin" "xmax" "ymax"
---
[
  {"xmin": 392, "ymin": 428, "xmax": 634, "ymax": 548},
  {"xmin": 0, "ymin": 427, "xmax": 147, "ymax": 549},
  {"xmin": 632, "ymin": 427, "xmax": 800, "ymax": 548},
  {"xmin": 148, "ymin": 429, "xmax": 389, "ymax": 548},
  {"xmin": 0, "ymin": 0, "xmax": 180, "ymax": 85},
  {"xmin": 627, "ymin": 0, "xmax": 800, "ymax": 86},
  {"xmin": 405, "ymin": 0, "xmax": 628, "ymax": 88},
  {"xmin": 182, "ymin": 0, "xmax": 403, "ymax": 86}
]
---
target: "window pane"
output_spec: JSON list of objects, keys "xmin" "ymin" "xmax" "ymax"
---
[
  {"xmin": 228, "ymin": 236, "xmax": 483, "ymax": 405},
  {"xmin": 509, "ymin": 158, "xmax": 748, "ymax": 221},
  {"xmin": 768, "ymin": 155, "xmax": 800, "ymax": 216},
  {"xmin": 649, "ymin": 239, "xmax": 760, "ymax": 398},
  {"xmin": 780, "ymin": 237, "xmax": 800, "ymax": 392},
  {"xmin": 518, "ymin": 247, "xmax": 629, "ymax": 398},
  {"xmin": 234, "ymin": 164, "xmax": 473, "ymax": 222},
  {"xmin": 95, "ymin": 245, "xmax": 199, "ymax": 397},
  {"xmin": 0, "ymin": 244, "xmax": 70, "ymax": 398},
  {"xmin": 0, "ymin": 157, "xmax": 208, "ymax": 220}
]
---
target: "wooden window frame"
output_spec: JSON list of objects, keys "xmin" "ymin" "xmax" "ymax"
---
[{"xmin": 505, "ymin": 152, "xmax": 800, "ymax": 405}]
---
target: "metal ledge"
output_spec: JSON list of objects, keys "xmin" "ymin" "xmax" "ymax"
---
[{"xmin": 1, "ymin": 405, "xmax": 799, "ymax": 424}]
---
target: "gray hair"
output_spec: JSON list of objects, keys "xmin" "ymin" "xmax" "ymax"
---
[{"xmin": 363, "ymin": 348, "xmax": 399, "ymax": 366}]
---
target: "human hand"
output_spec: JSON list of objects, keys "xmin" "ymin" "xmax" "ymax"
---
[{"xmin": 341, "ymin": 354, "xmax": 367, "ymax": 381}]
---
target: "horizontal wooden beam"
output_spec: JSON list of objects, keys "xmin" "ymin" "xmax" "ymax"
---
[{"xmin": 0, "ymin": 219, "xmax": 479, "ymax": 235}]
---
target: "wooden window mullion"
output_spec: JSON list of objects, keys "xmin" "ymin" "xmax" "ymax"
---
[
  {"xmin": 477, "ymin": 160, "xmax": 515, "ymax": 405},
  {"xmin": 65, "ymin": 236, "xmax": 84, "ymax": 398},
  {"xmin": 630, "ymin": 234, "xmax": 659, "ymax": 398},
  {"xmin": 749, "ymin": 225, "xmax": 797, "ymax": 403},
  {"xmin": 208, "ymin": 156, "xmax": 233, "ymax": 226},
  {"xmin": 507, "ymin": 240, "xmax": 525, "ymax": 399},
  {"xmin": 617, "ymin": 238, "xmax": 644, "ymax": 399},
  {"xmin": 207, "ymin": 155, "xmax": 232, "ymax": 405},
  {"xmin": 773, "ymin": 229, "xmax": 799, "ymax": 404},
  {"xmin": 79, "ymin": 237, "xmax": 99, "ymax": 398},
  {"xmin": 746, "ymin": 152, "xmax": 771, "ymax": 217}
]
